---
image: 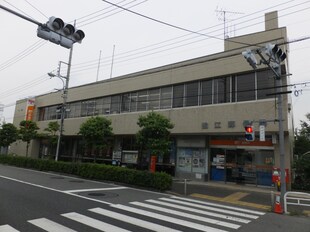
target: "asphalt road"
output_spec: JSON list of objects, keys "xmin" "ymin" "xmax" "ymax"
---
[{"xmin": 0, "ymin": 164, "xmax": 309, "ymax": 232}]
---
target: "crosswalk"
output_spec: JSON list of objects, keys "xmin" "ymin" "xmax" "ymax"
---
[{"xmin": 0, "ymin": 196, "xmax": 265, "ymax": 232}]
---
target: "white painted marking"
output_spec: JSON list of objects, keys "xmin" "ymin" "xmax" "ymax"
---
[
  {"xmin": 111, "ymin": 204, "xmax": 228, "ymax": 232},
  {"xmin": 62, "ymin": 212, "xmax": 131, "ymax": 232},
  {"xmin": 0, "ymin": 225, "xmax": 19, "ymax": 232},
  {"xmin": 161, "ymin": 198, "xmax": 259, "ymax": 219},
  {"xmin": 146, "ymin": 199, "xmax": 251, "ymax": 224},
  {"xmin": 64, "ymin": 186, "xmax": 128, "ymax": 193},
  {"xmin": 0, "ymin": 175, "xmax": 111, "ymax": 205},
  {"xmin": 131, "ymin": 201, "xmax": 240, "ymax": 229},
  {"xmin": 90, "ymin": 207, "xmax": 182, "ymax": 232},
  {"xmin": 28, "ymin": 218, "xmax": 77, "ymax": 232},
  {"xmin": 172, "ymin": 196, "xmax": 266, "ymax": 215}
]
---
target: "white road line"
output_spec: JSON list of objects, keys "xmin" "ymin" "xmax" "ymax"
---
[
  {"xmin": 0, "ymin": 225, "xmax": 19, "ymax": 232},
  {"xmin": 111, "ymin": 204, "xmax": 228, "ymax": 232},
  {"xmin": 172, "ymin": 196, "xmax": 266, "ymax": 215},
  {"xmin": 160, "ymin": 198, "xmax": 259, "ymax": 219},
  {"xmin": 0, "ymin": 175, "xmax": 111, "ymax": 205},
  {"xmin": 146, "ymin": 199, "xmax": 251, "ymax": 224},
  {"xmin": 130, "ymin": 201, "xmax": 240, "ymax": 229},
  {"xmin": 64, "ymin": 186, "xmax": 128, "ymax": 193},
  {"xmin": 62, "ymin": 212, "xmax": 131, "ymax": 232},
  {"xmin": 89, "ymin": 207, "xmax": 182, "ymax": 232},
  {"xmin": 28, "ymin": 218, "xmax": 77, "ymax": 232}
]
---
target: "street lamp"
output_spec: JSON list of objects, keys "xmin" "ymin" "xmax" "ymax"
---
[{"xmin": 48, "ymin": 61, "xmax": 69, "ymax": 161}]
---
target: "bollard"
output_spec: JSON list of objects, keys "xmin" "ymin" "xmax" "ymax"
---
[{"xmin": 184, "ymin": 179, "xmax": 187, "ymax": 196}]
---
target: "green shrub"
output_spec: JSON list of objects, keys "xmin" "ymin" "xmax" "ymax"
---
[{"xmin": 0, "ymin": 155, "xmax": 172, "ymax": 191}]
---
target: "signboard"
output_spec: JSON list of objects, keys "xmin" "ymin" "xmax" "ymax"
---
[
  {"xmin": 259, "ymin": 125, "xmax": 266, "ymax": 141},
  {"xmin": 25, "ymin": 98, "xmax": 35, "ymax": 121}
]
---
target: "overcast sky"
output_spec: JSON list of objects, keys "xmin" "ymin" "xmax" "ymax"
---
[{"xmin": 0, "ymin": 0, "xmax": 309, "ymax": 128}]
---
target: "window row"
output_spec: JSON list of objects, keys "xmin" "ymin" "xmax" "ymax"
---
[{"xmin": 38, "ymin": 69, "xmax": 277, "ymax": 121}]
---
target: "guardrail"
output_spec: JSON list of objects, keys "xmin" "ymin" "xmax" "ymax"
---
[{"xmin": 284, "ymin": 191, "xmax": 310, "ymax": 214}]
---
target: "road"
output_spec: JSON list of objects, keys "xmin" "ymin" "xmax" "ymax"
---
[{"xmin": 0, "ymin": 164, "xmax": 309, "ymax": 232}]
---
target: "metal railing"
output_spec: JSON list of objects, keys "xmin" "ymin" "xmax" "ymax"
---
[{"xmin": 284, "ymin": 191, "xmax": 310, "ymax": 214}]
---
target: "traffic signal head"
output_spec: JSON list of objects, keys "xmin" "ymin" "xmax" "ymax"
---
[
  {"xmin": 37, "ymin": 16, "xmax": 85, "ymax": 49},
  {"xmin": 265, "ymin": 43, "xmax": 287, "ymax": 62},
  {"xmin": 244, "ymin": 125, "xmax": 255, "ymax": 141},
  {"xmin": 242, "ymin": 49, "xmax": 258, "ymax": 69}
]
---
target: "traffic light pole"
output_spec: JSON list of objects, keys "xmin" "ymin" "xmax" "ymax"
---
[{"xmin": 257, "ymin": 50, "xmax": 286, "ymax": 207}]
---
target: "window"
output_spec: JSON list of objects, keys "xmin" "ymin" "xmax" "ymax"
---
[
  {"xmin": 214, "ymin": 77, "xmax": 230, "ymax": 104},
  {"xmin": 137, "ymin": 90, "xmax": 148, "ymax": 111},
  {"xmin": 173, "ymin": 84, "xmax": 184, "ymax": 108},
  {"xmin": 149, "ymin": 89, "xmax": 160, "ymax": 110},
  {"xmin": 99, "ymin": 97, "xmax": 110, "ymax": 115},
  {"xmin": 201, "ymin": 80, "xmax": 212, "ymax": 105},
  {"xmin": 185, "ymin": 82, "xmax": 198, "ymax": 106},
  {"xmin": 160, "ymin": 86, "xmax": 172, "ymax": 109},
  {"xmin": 237, "ymin": 73, "xmax": 255, "ymax": 101},
  {"xmin": 130, "ymin": 93, "xmax": 137, "ymax": 112},
  {"xmin": 68, "ymin": 102, "xmax": 81, "ymax": 118},
  {"xmin": 110, "ymin": 95, "xmax": 120, "ymax": 114},
  {"xmin": 121, "ymin": 93, "xmax": 130, "ymax": 113},
  {"xmin": 257, "ymin": 69, "xmax": 275, "ymax": 100},
  {"xmin": 81, "ymin": 100, "xmax": 96, "ymax": 117}
]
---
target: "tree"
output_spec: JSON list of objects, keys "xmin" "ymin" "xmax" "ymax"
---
[
  {"xmin": 293, "ymin": 113, "xmax": 310, "ymax": 190},
  {"xmin": 19, "ymin": 120, "xmax": 39, "ymax": 157},
  {"xmin": 41, "ymin": 121, "xmax": 60, "ymax": 157},
  {"xmin": 136, "ymin": 112, "xmax": 174, "ymax": 171},
  {"xmin": 0, "ymin": 123, "xmax": 18, "ymax": 154},
  {"xmin": 78, "ymin": 116, "xmax": 113, "ymax": 161}
]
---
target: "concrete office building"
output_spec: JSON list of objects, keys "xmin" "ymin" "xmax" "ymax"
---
[{"xmin": 11, "ymin": 11, "xmax": 294, "ymax": 187}]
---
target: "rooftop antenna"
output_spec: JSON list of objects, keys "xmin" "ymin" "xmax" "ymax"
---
[{"xmin": 215, "ymin": 6, "xmax": 244, "ymax": 40}]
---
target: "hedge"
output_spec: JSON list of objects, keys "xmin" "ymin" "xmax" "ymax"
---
[{"xmin": 0, "ymin": 155, "xmax": 172, "ymax": 191}]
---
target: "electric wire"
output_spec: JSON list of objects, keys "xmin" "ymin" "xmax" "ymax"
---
[{"xmin": 23, "ymin": 0, "xmax": 48, "ymax": 19}]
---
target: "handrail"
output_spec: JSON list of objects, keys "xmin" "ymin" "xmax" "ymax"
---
[{"xmin": 284, "ymin": 191, "xmax": 310, "ymax": 214}]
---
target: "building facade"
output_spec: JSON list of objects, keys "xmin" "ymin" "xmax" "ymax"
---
[{"xmin": 11, "ymin": 12, "xmax": 294, "ymax": 187}]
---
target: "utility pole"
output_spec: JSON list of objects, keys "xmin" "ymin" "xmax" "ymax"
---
[
  {"xmin": 243, "ymin": 44, "xmax": 287, "ymax": 209},
  {"xmin": 48, "ymin": 41, "xmax": 73, "ymax": 161}
]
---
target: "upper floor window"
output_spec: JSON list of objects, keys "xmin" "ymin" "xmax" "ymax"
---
[{"xmin": 236, "ymin": 73, "xmax": 255, "ymax": 102}]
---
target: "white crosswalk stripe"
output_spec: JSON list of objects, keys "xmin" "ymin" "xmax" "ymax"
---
[
  {"xmin": 0, "ymin": 225, "xmax": 19, "ymax": 232},
  {"xmin": 28, "ymin": 218, "xmax": 77, "ymax": 232},
  {"xmin": 130, "ymin": 201, "xmax": 241, "ymax": 229},
  {"xmin": 62, "ymin": 212, "xmax": 131, "ymax": 232},
  {"xmin": 110, "ymin": 204, "xmax": 228, "ymax": 232},
  {"xmin": 0, "ymin": 196, "xmax": 266, "ymax": 232},
  {"xmin": 90, "ymin": 207, "xmax": 182, "ymax": 232}
]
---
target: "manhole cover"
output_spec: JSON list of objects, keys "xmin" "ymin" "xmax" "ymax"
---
[
  {"xmin": 87, "ymin": 192, "xmax": 119, "ymax": 198},
  {"xmin": 88, "ymin": 193, "xmax": 106, "ymax": 197},
  {"xmin": 50, "ymin": 176, "xmax": 65, "ymax": 179},
  {"xmin": 69, "ymin": 180, "xmax": 84, "ymax": 183}
]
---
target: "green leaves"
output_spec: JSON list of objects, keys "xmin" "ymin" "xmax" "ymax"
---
[
  {"xmin": 19, "ymin": 120, "xmax": 39, "ymax": 157},
  {"xmin": 0, "ymin": 123, "xmax": 18, "ymax": 147},
  {"xmin": 136, "ymin": 112, "xmax": 174, "ymax": 156},
  {"xmin": 78, "ymin": 116, "xmax": 113, "ymax": 150}
]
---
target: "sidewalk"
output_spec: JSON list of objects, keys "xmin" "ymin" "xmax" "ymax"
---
[{"xmin": 168, "ymin": 180, "xmax": 276, "ymax": 211}]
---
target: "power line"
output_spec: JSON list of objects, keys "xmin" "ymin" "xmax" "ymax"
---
[{"xmin": 23, "ymin": 0, "xmax": 48, "ymax": 19}]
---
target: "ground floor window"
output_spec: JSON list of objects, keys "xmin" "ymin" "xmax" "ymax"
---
[
  {"xmin": 176, "ymin": 147, "xmax": 208, "ymax": 180},
  {"xmin": 210, "ymin": 148, "xmax": 274, "ymax": 186}
]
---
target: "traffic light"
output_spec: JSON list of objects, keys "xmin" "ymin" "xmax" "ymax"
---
[
  {"xmin": 244, "ymin": 125, "xmax": 255, "ymax": 141},
  {"xmin": 37, "ymin": 17, "xmax": 85, "ymax": 49},
  {"xmin": 242, "ymin": 49, "xmax": 258, "ymax": 69},
  {"xmin": 265, "ymin": 43, "xmax": 287, "ymax": 63}
]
